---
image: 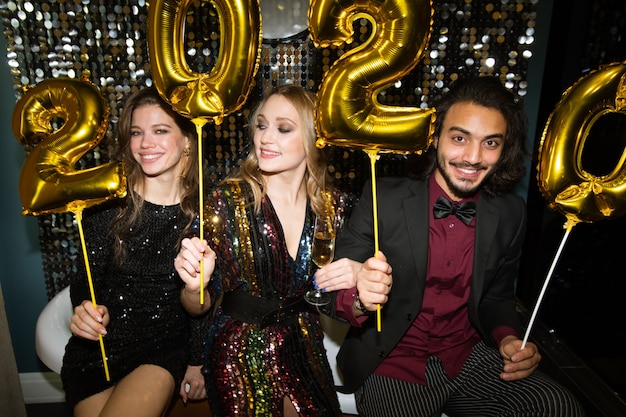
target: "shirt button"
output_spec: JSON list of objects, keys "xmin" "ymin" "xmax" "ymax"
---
[{"xmin": 449, "ymin": 223, "xmax": 455, "ymax": 228}]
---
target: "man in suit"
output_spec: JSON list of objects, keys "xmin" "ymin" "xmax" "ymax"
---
[{"xmin": 317, "ymin": 76, "xmax": 584, "ymax": 416}]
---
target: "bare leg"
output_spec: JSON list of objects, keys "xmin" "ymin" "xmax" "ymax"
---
[
  {"xmin": 283, "ymin": 395, "xmax": 300, "ymax": 417},
  {"xmin": 74, "ymin": 388, "xmax": 114, "ymax": 417},
  {"xmin": 74, "ymin": 365, "xmax": 175, "ymax": 417}
]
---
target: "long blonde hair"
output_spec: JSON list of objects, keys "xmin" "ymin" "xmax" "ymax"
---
[{"xmin": 230, "ymin": 85, "xmax": 331, "ymax": 217}]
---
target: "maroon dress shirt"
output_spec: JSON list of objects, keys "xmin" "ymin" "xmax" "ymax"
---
[{"xmin": 336, "ymin": 175, "xmax": 518, "ymax": 385}]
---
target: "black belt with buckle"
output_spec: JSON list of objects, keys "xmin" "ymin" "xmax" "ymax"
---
[{"xmin": 220, "ymin": 288, "xmax": 311, "ymax": 328}]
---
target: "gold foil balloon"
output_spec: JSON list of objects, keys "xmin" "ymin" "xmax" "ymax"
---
[
  {"xmin": 148, "ymin": 0, "xmax": 262, "ymax": 124},
  {"xmin": 12, "ymin": 77, "xmax": 126, "ymax": 216},
  {"xmin": 538, "ymin": 61, "xmax": 626, "ymax": 225},
  {"xmin": 148, "ymin": 0, "xmax": 262, "ymax": 304},
  {"xmin": 309, "ymin": 0, "xmax": 436, "ymax": 154}
]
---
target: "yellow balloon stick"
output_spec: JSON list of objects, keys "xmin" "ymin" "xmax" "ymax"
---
[
  {"xmin": 74, "ymin": 210, "xmax": 110, "ymax": 381},
  {"xmin": 365, "ymin": 150, "xmax": 382, "ymax": 333},
  {"xmin": 192, "ymin": 119, "xmax": 207, "ymax": 305}
]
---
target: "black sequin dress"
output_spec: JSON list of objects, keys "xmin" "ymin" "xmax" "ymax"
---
[
  {"xmin": 202, "ymin": 181, "xmax": 346, "ymax": 417},
  {"xmin": 61, "ymin": 200, "xmax": 192, "ymax": 407}
]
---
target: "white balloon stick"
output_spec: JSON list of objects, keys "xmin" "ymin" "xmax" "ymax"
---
[{"xmin": 521, "ymin": 223, "xmax": 574, "ymax": 350}]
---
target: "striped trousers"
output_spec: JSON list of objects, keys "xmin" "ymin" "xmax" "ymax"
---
[{"xmin": 355, "ymin": 341, "xmax": 585, "ymax": 417}]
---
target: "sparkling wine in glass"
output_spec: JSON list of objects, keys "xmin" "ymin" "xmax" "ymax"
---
[{"xmin": 305, "ymin": 215, "xmax": 336, "ymax": 306}]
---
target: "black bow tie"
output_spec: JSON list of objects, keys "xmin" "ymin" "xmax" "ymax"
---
[{"xmin": 433, "ymin": 196, "xmax": 476, "ymax": 225}]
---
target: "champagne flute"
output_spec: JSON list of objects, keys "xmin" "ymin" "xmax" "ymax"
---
[{"xmin": 305, "ymin": 215, "xmax": 336, "ymax": 306}]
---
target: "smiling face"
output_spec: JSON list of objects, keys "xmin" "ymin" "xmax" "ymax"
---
[
  {"xmin": 253, "ymin": 94, "xmax": 307, "ymax": 178},
  {"xmin": 434, "ymin": 101, "xmax": 507, "ymax": 200},
  {"xmin": 129, "ymin": 104, "xmax": 191, "ymax": 180}
]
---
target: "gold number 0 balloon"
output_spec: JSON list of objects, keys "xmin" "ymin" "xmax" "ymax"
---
[
  {"xmin": 309, "ymin": 0, "xmax": 436, "ymax": 154},
  {"xmin": 538, "ymin": 61, "xmax": 626, "ymax": 224},
  {"xmin": 149, "ymin": 0, "xmax": 261, "ymax": 304},
  {"xmin": 12, "ymin": 77, "xmax": 126, "ymax": 216},
  {"xmin": 148, "ymin": 0, "xmax": 262, "ymax": 123}
]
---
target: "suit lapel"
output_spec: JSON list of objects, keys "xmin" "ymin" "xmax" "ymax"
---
[
  {"xmin": 471, "ymin": 196, "xmax": 499, "ymax": 307},
  {"xmin": 404, "ymin": 181, "xmax": 430, "ymax": 289}
]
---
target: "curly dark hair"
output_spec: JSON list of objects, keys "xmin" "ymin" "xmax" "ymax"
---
[{"xmin": 419, "ymin": 76, "xmax": 529, "ymax": 196}]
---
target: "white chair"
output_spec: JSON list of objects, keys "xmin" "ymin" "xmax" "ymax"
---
[
  {"xmin": 35, "ymin": 286, "xmax": 72, "ymax": 374},
  {"xmin": 321, "ymin": 315, "xmax": 358, "ymax": 415}
]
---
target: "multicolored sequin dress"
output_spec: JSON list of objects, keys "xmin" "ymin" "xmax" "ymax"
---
[
  {"xmin": 203, "ymin": 181, "xmax": 345, "ymax": 416},
  {"xmin": 60, "ymin": 200, "xmax": 192, "ymax": 407}
]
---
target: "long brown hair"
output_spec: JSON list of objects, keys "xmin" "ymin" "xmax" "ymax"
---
[
  {"xmin": 230, "ymin": 85, "xmax": 332, "ymax": 217},
  {"xmin": 111, "ymin": 87, "xmax": 199, "ymax": 263}
]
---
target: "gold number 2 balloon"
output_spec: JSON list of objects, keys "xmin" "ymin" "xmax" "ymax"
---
[
  {"xmin": 309, "ymin": 0, "xmax": 436, "ymax": 154},
  {"xmin": 538, "ymin": 61, "xmax": 626, "ymax": 225},
  {"xmin": 148, "ymin": 0, "xmax": 262, "ymax": 124},
  {"xmin": 12, "ymin": 77, "xmax": 126, "ymax": 216}
]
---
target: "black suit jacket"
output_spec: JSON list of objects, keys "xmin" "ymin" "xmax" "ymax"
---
[{"xmin": 332, "ymin": 176, "xmax": 527, "ymax": 393}]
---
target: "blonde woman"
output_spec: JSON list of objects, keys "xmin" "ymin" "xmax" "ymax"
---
[{"xmin": 175, "ymin": 85, "xmax": 357, "ymax": 416}]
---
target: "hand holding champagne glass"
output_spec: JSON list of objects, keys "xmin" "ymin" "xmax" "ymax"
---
[{"xmin": 305, "ymin": 215, "xmax": 336, "ymax": 306}]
